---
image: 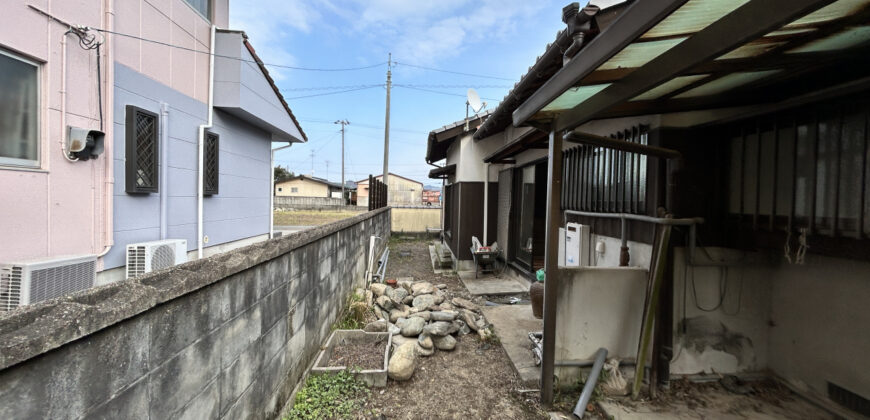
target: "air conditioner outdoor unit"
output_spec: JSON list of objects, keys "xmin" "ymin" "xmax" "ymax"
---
[
  {"xmin": 0, "ymin": 254, "xmax": 97, "ymax": 311},
  {"xmin": 126, "ymin": 239, "xmax": 188, "ymax": 279}
]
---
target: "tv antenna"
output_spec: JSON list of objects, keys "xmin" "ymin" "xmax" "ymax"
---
[{"xmin": 465, "ymin": 88, "xmax": 487, "ymax": 131}]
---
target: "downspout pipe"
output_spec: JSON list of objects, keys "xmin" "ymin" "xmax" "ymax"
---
[
  {"xmin": 561, "ymin": 3, "xmax": 600, "ymax": 66},
  {"xmin": 98, "ymin": 0, "xmax": 115, "ymax": 258},
  {"xmin": 159, "ymin": 102, "xmax": 169, "ymax": 239},
  {"xmin": 483, "ymin": 163, "xmax": 490, "ymax": 245},
  {"xmin": 197, "ymin": 24, "xmax": 216, "ymax": 259},
  {"xmin": 270, "ymin": 143, "xmax": 293, "ymax": 238},
  {"xmin": 572, "ymin": 347, "xmax": 608, "ymax": 419}
]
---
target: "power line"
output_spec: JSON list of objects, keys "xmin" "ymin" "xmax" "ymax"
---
[
  {"xmin": 393, "ymin": 84, "xmax": 501, "ymax": 102},
  {"xmin": 394, "ymin": 61, "xmax": 515, "ymax": 81},
  {"xmin": 285, "ymin": 85, "xmax": 383, "ymax": 100},
  {"xmin": 89, "ymin": 27, "xmax": 387, "ymax": 72},
  {"xmin": 400, "ymin": 84, "xmax": 513, "ymax": 89},
  {"xmin": 283, "ymin": 84, "xmax": 385, "ymax": 91}
]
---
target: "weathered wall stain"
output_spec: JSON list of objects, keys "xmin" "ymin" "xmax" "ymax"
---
[{"xmin": 679, "ymin": 316, "xmax": 754, "ymax": 365}]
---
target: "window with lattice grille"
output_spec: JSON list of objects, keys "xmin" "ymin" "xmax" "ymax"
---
[
  {"xmin": 125, "ymin": 106, "xmax": 159, "ymax": 194},
  {"xmin": 204, "ymin": 132, "xmax": 219, "ymax": 195}
]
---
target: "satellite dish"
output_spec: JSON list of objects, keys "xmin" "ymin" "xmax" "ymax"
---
[{"xmin": 467, "ymin": 88, "xmax": 483, "ymax": 113}]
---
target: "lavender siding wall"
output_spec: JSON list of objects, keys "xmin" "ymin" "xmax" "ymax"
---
[{"xmin": 106, "ymin": 63, "xmax": 273, "ymax": 270}]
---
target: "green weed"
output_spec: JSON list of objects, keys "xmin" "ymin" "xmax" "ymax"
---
[{"xmin": 284, "ymin": 370, "xmax": 370, "ymax": 420}]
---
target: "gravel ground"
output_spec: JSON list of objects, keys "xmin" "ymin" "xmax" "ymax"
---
[{"xmin": 364, "ymin": 239, "xmax": 548, "ymax": 420}]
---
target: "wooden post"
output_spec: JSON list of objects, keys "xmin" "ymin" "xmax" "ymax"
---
[{"xmin": 541, "ymin": 128, "xmax": 564, "ymax": 406}]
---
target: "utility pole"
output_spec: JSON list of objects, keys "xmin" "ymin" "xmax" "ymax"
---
[
  {"xmin": 335, "ymin": 119, "xmax": 350, "ymax": 203},
  {"xmin": 382, "ymin": 53, "xmax": 392, "ymax": 202}
]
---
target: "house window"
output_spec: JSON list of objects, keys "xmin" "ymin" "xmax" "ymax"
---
[
  {"xmin": 0, "ymin": 49, "xmax": 39, "ymax": 168},
  {"xmin": 726, "ymin": 101, "xmax": 870, "ymax": 237},
  {"xmin": 125, "ymin": 106, "xmax": 159, "ymax": 194},
  {"xmin": 291, "ymin": 187, "xmax": 298, "ymax": 193},
  {"xmin": 183, "ymin": 0, "xmax": 211, "ymax": 20},
  {"xmin": 562, "ymin": 125, "xmax": 648, "ymax": 214},
  {"xmin": 203, "ymin": 132, "xmax": 219, "ymax": 195},
  {"xmin": 278, "ymin": 187, "xmax": 283, "ymax": 192}
]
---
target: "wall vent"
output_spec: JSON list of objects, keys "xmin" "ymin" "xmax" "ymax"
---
[
  {"xmin": 125, "ymin": 239, "xmax": 188, "ymax": 279},
  {"xmin": 0, "ymin": 255, "xmax": 97, "ymax": 311},
  {"xmin": 828, "ymin": 382, "xmax": 870, "ymax": 417}
]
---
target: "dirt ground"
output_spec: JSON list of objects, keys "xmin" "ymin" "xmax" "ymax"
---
[
  {"xmin": 600, "ymin": 377, "xmax": 837, "ymax": 419},
  {"xmin": 273, "ymin": 209, "xmax": 363, "ymax": 226},
  {"xmin": 328, "ymin": 339, "xmax": 388, "ymax": 371},
  {"xmin": 363, "ymin": 239, "xmax": 548, "ymax": 420}
]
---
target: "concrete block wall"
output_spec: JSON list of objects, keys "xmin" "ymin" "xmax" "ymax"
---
[{"xmin": 0, "ymin": 208, "xmax": 390, "ymax": 420}]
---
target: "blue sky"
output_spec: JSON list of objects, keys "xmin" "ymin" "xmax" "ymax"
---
[{"xmin": 229, "ymin": 0, "xmax": 583, "ymax": 185}]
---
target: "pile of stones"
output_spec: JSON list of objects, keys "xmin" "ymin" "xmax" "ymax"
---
[{"xmin": 360, "ymin": 280, "xmax": 493, "ymax": 381}]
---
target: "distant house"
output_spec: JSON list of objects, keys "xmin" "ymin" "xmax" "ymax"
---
[
  {"xmin": 275, "ymin": 175, "xmax": 352, "ymax": 199},
  {"xmin": 357, "ymin": 173, "xmax": 423, "ymax": 207},
  {"xmin": 0, "ymin": 0, "xmax": 306, "ymax": 301},
  {"xmin": 422, "ymin": 189, "xmax": 441, "ymax": 206}
]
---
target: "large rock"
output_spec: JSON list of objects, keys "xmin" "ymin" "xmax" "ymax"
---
[
  {"xmin": 418, "ymin": 334, "xmax": 433, "ymax": 349},
  {"xmin": 462, "ymin": 311, "xmax": 480, "ymax": 332},
  {"xmin": 452, "ymin": 297, "xmax": 478, "ymax": 311},
  {"xmin": 411, "ymin": 282, "xmax": 436, "ymax": 296},
  {"xmin": 370, "ymin": 283, "xmax": 388, "ymax": 297},
  {"xmin": 389, "ymin": 306, "xmax": 409, "ymax": 323},
  {"xmin": 435, "ymin": 283, "xmax": 447, "ymax": 290},
  {"xmin": 440, "ymin": 302, "xmax": 456, "ymax": 310},
  {"xmin": 433, "ymin": 335, "xmax": 457, "ymax": 351},
  {"xmin": 423, "ymin": 321, "xmax": 452, "ymax": 336},
  {"xmin": 455, "ymin": 320, "xmax": 471, "ymax": 335},
  {"xmin": 410, "ymin": 311, "xmax": 431, "ymax": 321},
  {"xmin": 417, "ymin": 343, "xmax": 434, "ymax": 357},
  {"xmin": 412, "ymin": 294, "xmax": 435, "ymax": 310},
  {"xmin": 389, "ymin": 287, "xmax": 409, "ymax": 305},
  {"xmin": 402, "ymin": 295, "xmax": 414, "ymax": 305},
  {"xmin": 364, "ymin": 319, "xmax": 387, "ymax": 333},
  {"xmin": 398, "ymin": 316, "xmax": 426, "ymax": 337},
  {"xmin": 431, "ymin": 311, "xmax": 457, "ymax": 322},
  {"xmin": 376, "ymin": 295, "xmax": 395, "ymax": 311},
  {"xmin": 387, "ymin": 322, "xmax": 401, "ymax": 335},
  {"xmin": 388, "ymin": 341, "xmax": 418, "ymax": 381},
  {"xmin": 398, "ymin": 279, "xmax": 414, "ymax": 292},
  {"xmin": 433, "ymin": 291, "xmax": 445, "ymax": 305}
]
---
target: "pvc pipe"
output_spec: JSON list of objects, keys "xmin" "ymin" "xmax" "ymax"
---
[
  {"xmin": 159, "ymin": 102, "xmax": 169, "ymax": 239},
  {"xmin": 483, "ymin": 162, "xmax": 490, "ymax": 245},
  {"xmin": 197, "ymin": 24, "xmax": 216, "ymax": 259},
  {"xmin": 573, "ymin": 347, "xmax": 608, "ymax": 419},
  {"xmin": 270, "ymin": 144, "xmax": 292, "ymax": 238},
  {"xmin": 97, "ymin": 0, "xmax": 115, "ymax": 258}
]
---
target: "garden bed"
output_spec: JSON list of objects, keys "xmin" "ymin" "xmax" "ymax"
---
[{"xmin": 312, "ymin": 330, "xmax": 391, "ymax": 387}]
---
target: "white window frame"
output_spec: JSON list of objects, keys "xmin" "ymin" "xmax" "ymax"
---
[
  {"xmin": 0, "ymin": 48, "xmax": 41, "ymax": 169},
  {"xmin": 182, "ymin": 0, "xmax": 212, "ymax": 22}
]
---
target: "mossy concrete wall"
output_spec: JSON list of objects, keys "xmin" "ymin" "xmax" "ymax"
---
[
  {"xmin": 391, "ymin": 206, "xmax": 441, "ymax": 233},
  {"xmin": 0, "ymin": 208, "xmax": 390, "ymax": 420}
]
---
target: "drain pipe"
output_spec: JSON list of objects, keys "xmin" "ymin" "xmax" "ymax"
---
[
  {"xmin": 159, "ymin": 102, "xmax": 170, "ymax": 239},
  {"xmin": 562, "ymin": 3, "xmax": 600, "ymax": 66},
  {"xmin": 573, "ymin": 347, "xmax": 608, "ymax": 419},
  {"xmin": 483, "ymin": 163, "xmax": 490, "ymax": 245},
  {"xmin": 197, "ymin": 24, "xmax": 216, "ymax": 259}
]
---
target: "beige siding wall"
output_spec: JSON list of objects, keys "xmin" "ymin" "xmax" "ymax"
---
[
  {"xmin": 275, "ymin": 179, "xmax": 328, "ymax": 197},
  {"xmin": 391, "ymin": 207, "xmax": 440, "ymax": 233}
]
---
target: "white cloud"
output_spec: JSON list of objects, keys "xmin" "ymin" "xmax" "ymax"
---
[
  {"xmin": 230, "ymin": 0, "xmax": 550, "ymax": 71},
  {"xmin": 229, "ymin": 0, "xmax": 326, "ymax": 79}
]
